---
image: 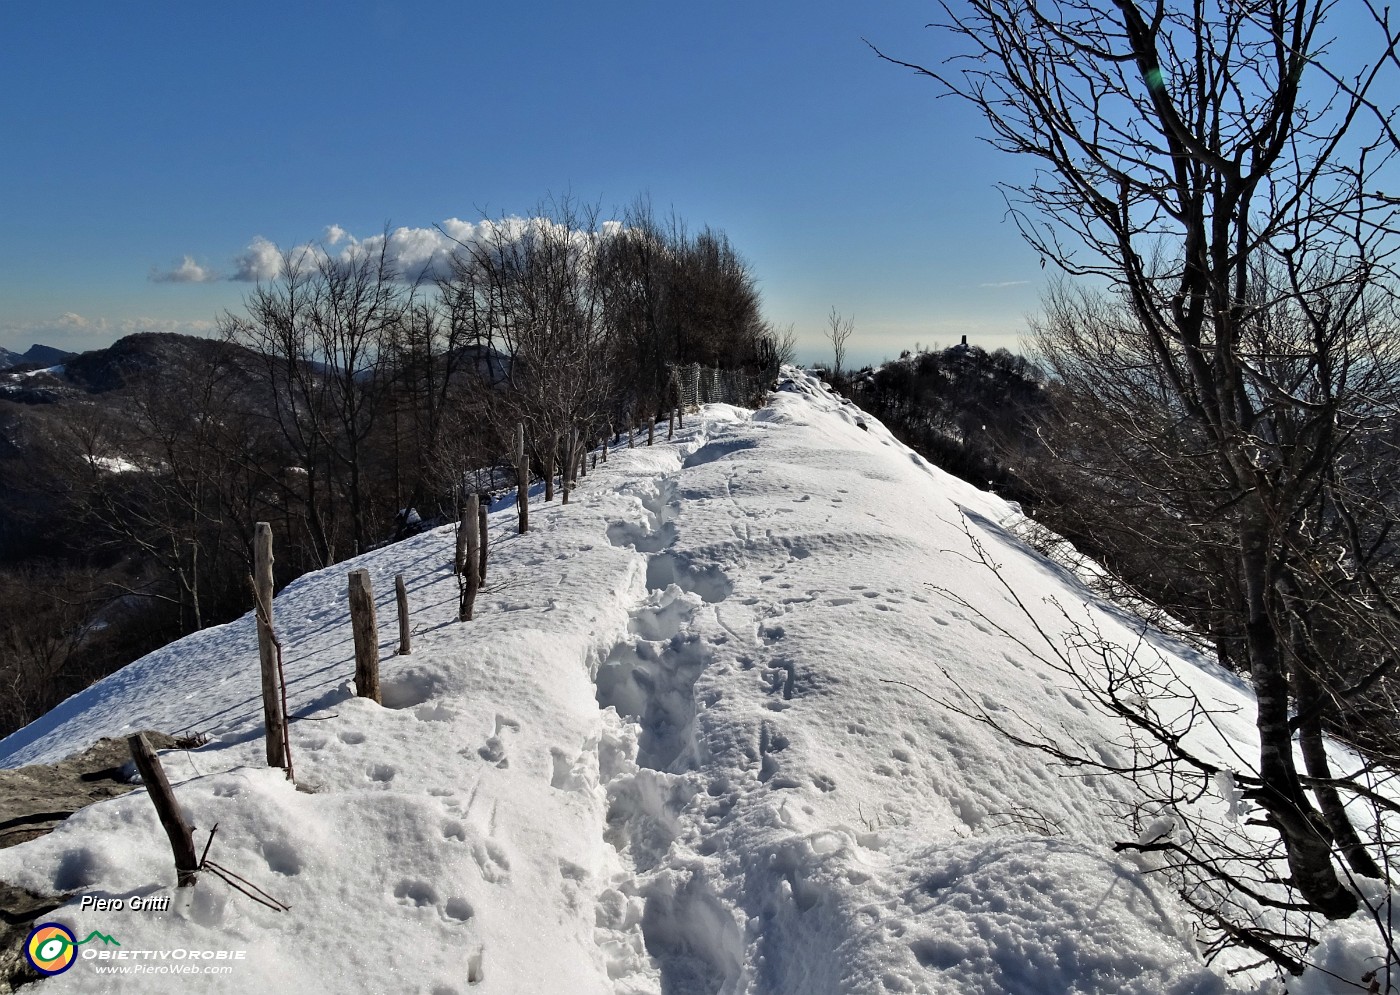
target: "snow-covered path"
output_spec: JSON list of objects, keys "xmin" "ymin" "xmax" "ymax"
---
[{"xmin": 2, "ymin": 371, "xmax": 1247, "ymax": 993}]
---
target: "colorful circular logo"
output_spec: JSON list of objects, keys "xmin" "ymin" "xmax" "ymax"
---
[{"xmin": 25, "ymin": 922, "xmax": 77, "ymax": 976}]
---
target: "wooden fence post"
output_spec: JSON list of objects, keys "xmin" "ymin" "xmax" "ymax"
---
[
  {"xmin": 460, "ymin": 494, "xmax": 481, "ymax": 621},
  {"xmin": 602, "ymin": 428, "xmax": 609, "ymax": 464},
  {"xmin": 348, "ymin": 569, "xmax": 381, "ymax": 703},
  {"xmin": 395, "ymin": 573, "xmax": 411, "ymax": 655},
  {"xmin": 477, "ymin": 496, "xmax": 489, "ymax": 582},
  {"xmin": 544, "ymin": 431, "xmax": 557, "ymax": 501},
  {"xmin": 454, "ymin": 499, "xmax": 469, "ymax": 574},
  {"xmin": 668, "ymin": 407, "xmax": 675, "ymax": 440},
  {"xmin": 562, "ymin": 428, "xmax": 572, "ymax": 505},
  {"xmin": 514, "ymin": 422, "xmax": 529, "ymax": 534},
  {"xmin": 128, "ymin": 733, "xmax": 199, "ymax": 888},
  {"xmin": 253, "ymin": 523, "xmax": 286, "ymax": 770}
]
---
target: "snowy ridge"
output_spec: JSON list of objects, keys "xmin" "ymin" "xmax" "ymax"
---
[{"xmin": 1, "ymin": 369, "xmax": 1260, "ymax": 993}]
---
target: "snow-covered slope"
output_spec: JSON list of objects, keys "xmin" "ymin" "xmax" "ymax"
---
[{"xmin": 3, "ymin": 370, "xmax": 1262, "ymax": 993}]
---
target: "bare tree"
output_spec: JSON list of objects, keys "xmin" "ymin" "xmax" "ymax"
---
[
  {"xmin": 873, "ymin": 0, "xmax": 1400, "ymax": 977},
  {"xmin": 222, "ymin": 232, "xmax": 407, "ymax": 563},
  {"xmin": 826, "ymin": 307, "xmax": 853, "ymax": 379}
]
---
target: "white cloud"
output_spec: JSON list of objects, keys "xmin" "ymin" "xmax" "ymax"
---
[
  {"xmin": 150, "ymin": 255, "xmax": 218, "ymax": 283},
  {"xmin": 231, "ymin": 236, "xmax": 284, "ymax": 282},
  {"xmin": 978, "ymin": 280, "xmax": 1030, "ymax": 289},
  {"xmin": 223, "ymin": 217, "xmax": 627, "ymax": 286}
]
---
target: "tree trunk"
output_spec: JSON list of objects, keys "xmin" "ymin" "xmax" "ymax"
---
[
  {"xmin": 1292, "ymin": 636, "xmax": 1382, "ymax": 878},
  {"xmin": 1240, "ymin": 528, "xmax": 1357, "ymax": 918}
]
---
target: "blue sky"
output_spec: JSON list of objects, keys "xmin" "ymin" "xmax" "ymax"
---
[{"xmin": 0, "ymin": 2, "xmax": 1046, "ymax": 366}]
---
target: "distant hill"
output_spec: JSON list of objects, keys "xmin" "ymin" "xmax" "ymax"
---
[
  {"xmin": 0, "ymin": 333, "xmax": 247, "ymax": 401},
  {"xmin": 0, "ymin": 343, "xmax": 73, "ymax": 371},
  {"xmin": 59, "ymin": 332, "xmax": 230, "ymax": 393}
]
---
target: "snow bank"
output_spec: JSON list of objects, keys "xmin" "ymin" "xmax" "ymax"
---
[{"xmin": 2, "ymin": 369, "xmax": 1264, "ymax": 992}]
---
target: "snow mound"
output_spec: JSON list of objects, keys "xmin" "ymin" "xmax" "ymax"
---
[{"xmin": 2, "ymin": 367, "xmax": 1251, "ymax": 992}]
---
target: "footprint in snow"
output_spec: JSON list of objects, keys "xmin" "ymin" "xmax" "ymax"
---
[
  {"xmin": 558, "ymin": 859, "xmax": 588, "ymax": 882},
  {"xmin": 475, "ymin": 714, "xmax": 521, "ymax": 768},
  {"xmin": 393, "ymin": 878, "xmax": 438, "ymax": 908},
  {"xmin": 471, "ymin": 840, "xmax": 511, "ymax": 883}
]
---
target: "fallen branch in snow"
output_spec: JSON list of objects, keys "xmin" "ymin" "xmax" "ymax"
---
[{"xmin": 196, "ymin": 825, "xmax": 290, "ymax": 912}]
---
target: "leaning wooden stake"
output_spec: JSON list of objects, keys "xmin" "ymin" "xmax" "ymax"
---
[
  {"xmin": 348, "ymin": 569, "xmax": 381, "ymax": 703},
  {"xmin": 460, "ymin": 494, "xmax": 481, "ymax": 621},
  {"xmin": 253, "ymin": 523, "xmax": 287, "ymax": 770},
  {"xmin": 128, "ymin": 733, "xmax": 199, "ymax": 888},
  {"xmin": 477, "ymin": 497, "xmax": 489, "ymax": 582},
  {"xmin": 394, "ymin": 573, "xmax": 411, "ymax": 655},
  {"xmin": 514, "ymin": 422, "xmax": 529, "ymax": 534}
]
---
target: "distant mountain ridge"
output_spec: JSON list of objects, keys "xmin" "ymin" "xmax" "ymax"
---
[{"xmin": 0, "ymin": 343, "xmax": 74, "ymax": 370}]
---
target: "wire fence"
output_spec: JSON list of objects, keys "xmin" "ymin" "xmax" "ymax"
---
[{"xmin": 668, "ymin": 361, "xmax": 779, "ymax": 411}]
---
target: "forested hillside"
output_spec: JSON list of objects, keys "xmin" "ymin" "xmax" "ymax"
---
[{"xmin": 0, "ymin": 203, "xmax": 787, "ymax": 738}]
